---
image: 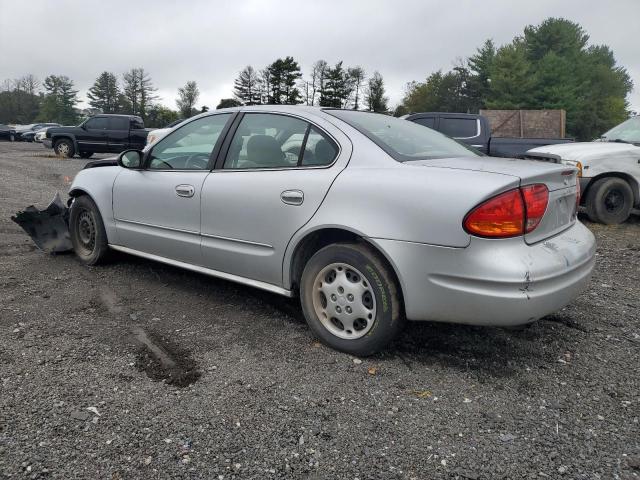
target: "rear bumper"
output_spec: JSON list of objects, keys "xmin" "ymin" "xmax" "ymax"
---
[
  {"xmin": 43, "ymin": 139, "xmax": 52, "ymax": 149},
  {"xmin": 372, "ymin": 221, "xmax": 596, "ymax": 326}
]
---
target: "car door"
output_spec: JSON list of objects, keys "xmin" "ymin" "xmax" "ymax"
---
[
  {"xmin": 78, "ymin": 117, "xmax": 109, "ymax": 151},
  {"xmin": 112, "ymin": 113, "xmax": 234, "ymax": 264},
  {"xmin": 107, "ymin": 116, "xmax": 130, "ymax": 152},
  {"xmin": 200, "ymin": 112, "xmax": 349, "ymax": 287}
]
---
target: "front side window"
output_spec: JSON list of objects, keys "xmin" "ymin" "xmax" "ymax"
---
[
  {"xmin": 85, "ymin": 117, "xmax": 109, "ymax": 130},
  {"xmin": 224, "ymin": 113, "xmax": 335, "ymax": 169},
  {"xmin": 328, "ymin": 110, "xmax": 479, "ymax": 162},
  {"xmin": 149, "ymin": 114, "xmax": 231, "ymax": 170}
]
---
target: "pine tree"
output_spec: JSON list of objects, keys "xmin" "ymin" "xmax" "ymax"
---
[
  {"xmin": 122, "ymin": 68, "xmax": 157, "ymax": 119},
  {"xmin": 265, "ymin": 57, "xmax": 302, "ymax": 104},
  {"xmin": 176, "ymin": 81, "xmax": 200, "ymax": 118},
  {"xmin": 233, "ymin": 66, "xmax": 262, "ymax": 105},
  {"xmin": 87, "ymin": 72, "xmax": 121, "ymax": 113},
  {"xmin": 320, "ymin": 62, "xmax": 351, "ymax": 108},
  {"xmin": 365, "ymin": 71, "xmax": 388, "ymax": 113},
  {"xmin": 39, "ymin": 75, "xmax": 78, "ymax": 124},
  {"xmin": 347, "ymin": 66, "xmax": 366, "ymax": 110},
  {"xmin": 467, "ymin": 39, "xmax": 496, "ymax": 110}
]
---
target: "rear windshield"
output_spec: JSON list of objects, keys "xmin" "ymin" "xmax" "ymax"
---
[{"xmin": 327, "ymin": 110, "xmax": 480, "ymax": 161}]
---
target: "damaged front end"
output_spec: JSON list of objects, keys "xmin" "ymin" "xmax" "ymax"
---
[{"xmin": 11, "ymin": 193, "xmax": 73, "ymax": 253}]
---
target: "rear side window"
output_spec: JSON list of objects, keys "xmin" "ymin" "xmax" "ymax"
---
[
  {"xmin": 438, "ymin": 118, "xmax": 478, "ymax": 138},
  {"xmin": 85, "ymin": 117, "xmax": 109, "ymax": 129},
  {"xmin": 224, "ymin": 113, "xmax": 339, "ymax": 170},
  {"xmin": 108, "ymin": 117, "xmax": 129, "ymax": 130},
  {"xmin": 413, "ymin": 117, "xmax": 435, "ymax": 129},
  {"xmin": 301, "ymin": 126, "xmax": 338, "ymax": 166}
]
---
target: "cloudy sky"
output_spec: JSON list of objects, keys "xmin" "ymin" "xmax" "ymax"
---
[{"xmin": 1, "ymin": 0, "xmax": 638, "ymax": 112}]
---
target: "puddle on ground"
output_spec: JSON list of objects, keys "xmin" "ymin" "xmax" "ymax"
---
[{"xmin": 132, "ymin": 327, "xmax": 200, "ymax": 388}]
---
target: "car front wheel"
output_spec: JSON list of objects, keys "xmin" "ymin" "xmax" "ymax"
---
[
  {"xmin": 585, "ymin": 177, "xmax": 634, "ymax": 224},
  {"xmin": 300, "ymin": 243, "xmax": 403, "ymax": 356},
  {"xmin": 69, "ymin": 195, "xmax": 110, "ymax": 265},
  {"xmin": 54, "ymin": 139, "xmax": 75, "ymax": 158}
]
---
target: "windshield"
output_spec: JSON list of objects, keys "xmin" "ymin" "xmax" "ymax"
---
[
  {"xmin": 327, "ymin": 110, "xmax": 480, "ymax": 161},
  {"xmin": 601, "ymin": 116, "xmax": 640, "ymax": 143}
]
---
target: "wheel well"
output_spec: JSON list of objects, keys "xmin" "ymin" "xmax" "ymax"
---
[
  {"xmin": 582, "ymin": 172, "xmax": 639, "ymax": 207},
  {"xmin": 289, "ymin": 228, "xmax": 405, "ymax": 304},
  {"xmin": 53, "ymin": 136, "xmax": 74, "ymax": 147}
]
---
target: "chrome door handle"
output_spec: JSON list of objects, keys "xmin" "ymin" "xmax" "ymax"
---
[
  {"xmin": 281, "ymin": 190, "xmax": 304, "ymax": 206},
  {"xmin": 175, "ymin": 184, "xmax": 195, "ymax": 198}
]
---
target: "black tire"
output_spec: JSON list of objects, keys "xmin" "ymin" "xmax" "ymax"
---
[
  {"xmin": 585, "ymin": 177, "xmax": 634, "ymax": 224},
  {"xmin": 300, "ymin": 242, "xmax": 404, "ymax": 356},
  {"xmin": 54, "ymin": 138, "xmax": 75, "ymax": 158},
  {"xmin": 69, "ymin": 195, "xmax": 110, "ymax": 265},
  {"xmin": 79, "ymin": 151, "xmax": 94, "ymax": 159}
]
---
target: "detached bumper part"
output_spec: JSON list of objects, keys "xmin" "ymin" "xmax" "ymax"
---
[{"xmin": 11, "ymin": 193, "xmax": 73, "ymax": 253}]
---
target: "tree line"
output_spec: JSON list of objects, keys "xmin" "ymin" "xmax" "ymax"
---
[
  {"xmin": 227, "ymin": 59, "xmax": 387, "ymax": 112},
  {"xmin": 0, "ymin": 68, "xmax": 209, "ymax": 128},
  {"xmin": 0, "ymin": 18, "xmax": 633, "ymax": 138},
  {"xmin": 396, "ymin": 18, "xmax": 634, "ymax": 140},
  {"xmin": 0, "ymin": 60, "xmax": 388, "ymax": 128}
]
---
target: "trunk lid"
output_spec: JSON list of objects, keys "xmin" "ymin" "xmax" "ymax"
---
[{"xmin": 408, "ymin": 156, "xmax": 579, "ymax": 244}]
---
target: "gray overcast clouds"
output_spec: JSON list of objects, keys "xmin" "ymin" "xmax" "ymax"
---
[{"xmin": 1, "ymin": 0, "xmax": 639, "ymax": 111}]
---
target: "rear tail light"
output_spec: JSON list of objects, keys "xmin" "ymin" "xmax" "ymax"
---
[{"xmin": 464, "ymin": 184, "xmax": 549, "ymax": 238}]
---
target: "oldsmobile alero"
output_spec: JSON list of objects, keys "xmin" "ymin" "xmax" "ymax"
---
[{"xmin": 67, "ymin": 106, "xmax": 596, "ymax": 355}]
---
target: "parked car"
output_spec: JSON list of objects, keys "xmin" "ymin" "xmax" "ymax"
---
[
  {"xmin": 66, "ymin": 106, "xmax": 595, "ymax": 355},
  {"xmin": 34, "ymin": 128, "xmax": 50, "ymax": 143},
  {"xmin": 145, "ymin": 119, "xmax": 185, "ymax": 147},
  {"xmin": 18, "ymin": 123, "xmax": 61, "ymax": 142},
  {"xmin": 0, "ymin": 124, "xmax": 16, "ymax": 141},
  {"xmin": 44, "ymin": 114, "xmax": 150, "ymax": 158},
  {"xmin": 403, "ymin": 112, "xmax": 573, "ymax": 157},
  {"xmin": 526, "ymin": 116, "xmax": 640, "ymax": 224}
]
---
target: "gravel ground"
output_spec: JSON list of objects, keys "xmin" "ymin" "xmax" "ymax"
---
[{"xmin": 0, "ymin": 142, "xmax": 639, "ymax": 479}]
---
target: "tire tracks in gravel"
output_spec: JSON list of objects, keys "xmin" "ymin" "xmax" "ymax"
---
[{"xmin": 93, "ymin": 281, "xmax": 201, "ymax": 387}]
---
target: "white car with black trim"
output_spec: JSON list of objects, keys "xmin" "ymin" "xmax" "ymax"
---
[{"xmin": 527, "ymin": 116, "xmax": 640, "ymax": 224}]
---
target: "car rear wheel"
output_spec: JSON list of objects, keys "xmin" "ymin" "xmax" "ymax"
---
[
  {"xmin": 300, "ymin": 242, "xmax": 403, "ymax": 356},
  {"xmin": 585, "ymin": 177, "xmax": 634, "ymax": 224},
  {"xmin": 54, "ymin": 139, "xmax": 75, "ymax": 158},
  {"xmin": 79, "ymin": 151, "xmax": 94, "ymax": 159},
  {"xmin": 69, "ymin": 195, "xmax": 109, "ymax": 265}
]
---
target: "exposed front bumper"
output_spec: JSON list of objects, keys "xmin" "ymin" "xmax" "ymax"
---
[
  {"xmin": 372, "ymin": 221, "xmax": 596, "ymax": 326},
  {"xmin": 43, "ymin": 139, "xmax": 52, "ymax": 149}
]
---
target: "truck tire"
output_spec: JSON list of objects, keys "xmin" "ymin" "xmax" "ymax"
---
[
  {"xmin": 585, "ymin": 177, "xmax": 634, "ymax": 224},
  {"xmin": 300, "ymin": 242, "xmax": 404, "ymax": 356},
  {"xmin": 79, "ymin": 151, "xmax": 94, "ymax": 159},
  {"xmin": 54, "ymin": 138, "xmax": 75, "ymax": 158},
  {"xmin": 69, "ymin": 195, "xmax": 110, "ymax": 265}
]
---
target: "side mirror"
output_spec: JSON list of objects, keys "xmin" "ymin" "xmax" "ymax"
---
[{"xmin": 118, "ymin": 149, "xmax": 144, "ymax": 169}]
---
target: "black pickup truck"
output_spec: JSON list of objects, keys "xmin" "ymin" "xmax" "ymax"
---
[
  {"xmin": 403, "ymin": 112, "xmax": 573, "ymax": 158},
  {"xmin": 44, "ymin": 114, "xmax": 149, "ymax": 158}
]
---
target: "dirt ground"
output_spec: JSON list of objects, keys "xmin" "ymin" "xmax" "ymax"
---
[{"xmin": 0, "ymin": 142, "xmax": 638, "ymax": 479}]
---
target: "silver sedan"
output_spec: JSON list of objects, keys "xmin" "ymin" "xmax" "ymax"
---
[{"xmin": 67, "ymin": 106, "xmax": 596, "ymax": 355}]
